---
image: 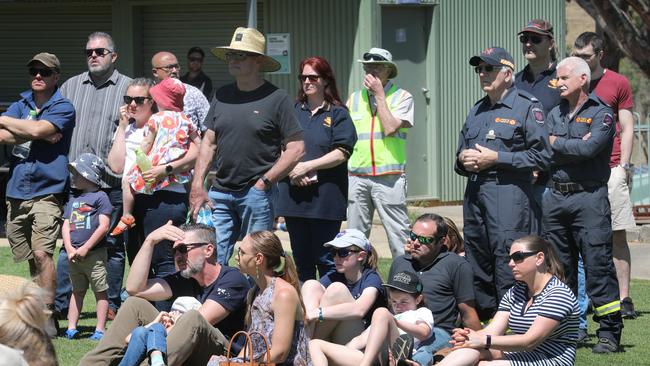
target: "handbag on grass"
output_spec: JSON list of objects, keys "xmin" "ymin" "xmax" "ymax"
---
[{"xmin": 215, "ymin": 331, "xmax": 275, "ymax": 366}]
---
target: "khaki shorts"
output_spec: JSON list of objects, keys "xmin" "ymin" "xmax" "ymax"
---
[
  {"xmin": 6, "ymin": 194, "xmax": 63, "ymax": 262},
  {"xmin": 608, "ymin": 165, "xmax": 636, "ymax": 231},
  {"xmin": 69, "ymin": 248, "xmax": 108, "ymax": 293}
]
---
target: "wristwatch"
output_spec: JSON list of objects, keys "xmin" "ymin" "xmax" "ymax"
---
[
  {"xmin": 165, "ymin": 164, "xmax": 173, "ymax": 174},
  {"xmin": 620, "ymin": 163, "xmax": 631, "ymax": 170},
  {"xmin": 261, "ymin": 175, "xmax": 272, "ymax": 189}
]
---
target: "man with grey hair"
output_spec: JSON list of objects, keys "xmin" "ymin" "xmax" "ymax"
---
[
  {"xmin": 79, "ymin": 221, "xmax": 250, "ymax": 366},
  {"xmin": 456, "ymin": 46, "xmax": 550, "ymax": 321},
  {"xmin": 57, "ymin": 31, "xmax": 132, "ymax": 321},
  {"xmin": 542, "ymin": 56, "xmax": 624, "ymax": 354}
]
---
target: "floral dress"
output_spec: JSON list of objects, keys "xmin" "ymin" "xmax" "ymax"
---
[
  {"xmin": 127, "ymin": 110, "xmax": 197, "ymax": 194},
  {"xmin": 247, "ymin": 278, "xmax": 312, "ymax": 366}
]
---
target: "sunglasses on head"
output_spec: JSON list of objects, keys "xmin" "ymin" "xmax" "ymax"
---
[
  {"xmin": 123, "ymin": 95, "xmax": 152, "ymax": 105},
  {"xmin": 519, "ymin": 34, "xmax": 544, "ymax": 45},
  {"xmin": 330, "ymin": 248, "xmax": 360, "ymax": 258},
  {"xmin": 509, "ymin": 251, "xmax": 539, "ymax": 263},
  {"xmin": 29, "ymin": 67, "xmax": 55, "ymax": 77},
  {"xmin": 298, "ymin": 74, "xmax": 320, "ymax": 83},
  {"xmin": 225, "ymin": 51, "xmax": 255, "ymax": 61},
  {"xmin": 172, "ymin": 242, "xmax": 209, "ymax": 255},
  {"xmin": 85, "ymin": 48, "xmax": 112, "ymax": 58},
  {"xmin": 474, "ymin": 65, "xmax": 502, "ymax": 74},
  {"xmin": 409, "ymin": 230, "xmax": 438, "ymax": 245},
  {"xmin": 363, "ymin": 53, "xmax": 388, "ymax": 62}
]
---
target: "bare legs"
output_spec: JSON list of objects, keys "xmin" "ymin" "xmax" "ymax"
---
[{"xmin": 612, "ymin": 230, "xmax": 631, "ymax": 299}]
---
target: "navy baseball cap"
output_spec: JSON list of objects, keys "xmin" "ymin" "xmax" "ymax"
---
[{"xmin": 469, "ymin": 47, "xmax": 515, "ymax": 70}]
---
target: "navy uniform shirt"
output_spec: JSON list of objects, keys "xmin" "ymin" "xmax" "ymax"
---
[
  {"xmin": 515, "ymin": 63, "xmax": 562, "ymax": 115},
  {"xmin": 547, "ymin": 93, "xmax": 614, "ymax": 184},
  {"xmin": 455, "ymin": 87, "xmax": 551, "ymax": 179}
]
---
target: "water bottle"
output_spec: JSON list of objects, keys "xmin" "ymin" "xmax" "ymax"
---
[
  {"xmin": 134, "ymin": 148, "xmax": 151, "ymax": 172},
  {"xmin": 196, "ymin": 204, "xmax": 214, "ymax": 227},
  {"xmin": 12, "ymin": 110, "xmax": 37, "ymax": 159}
]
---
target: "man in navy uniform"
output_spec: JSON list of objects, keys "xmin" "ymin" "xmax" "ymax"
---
[
  {"xmin": 455, "ymin": 47, "xmax": 551, "ymax": 321},
  {"xmin": 542, "ymin": 56, "xmax": 623, "ymax": 354}
]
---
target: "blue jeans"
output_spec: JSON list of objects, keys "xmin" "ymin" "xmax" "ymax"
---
[
  {"xmin": 55, "ymin": 187, "xmax": 125, "ymax": 315},
  {"xmin": 284, "ymin": 217, "xmax": 338, "ymax": 282},
  {"xmin": 411, "ymin": 327, "xmax": 451, "ymax": 366},
  {"xmin": 577, "ymin": 254, "xmax": 589, "ymax": 330},
  {"xmin": 118, "ymin": 323, "xmax": 167, "ymax": 366},
  {"xmin": 209, "ymin": 186, "xmax": 274, "ymax": 264}
]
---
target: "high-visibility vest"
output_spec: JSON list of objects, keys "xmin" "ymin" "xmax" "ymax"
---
[{"xmin": 347, "ymin": 84, "xmax": 409, "ymax": 176}]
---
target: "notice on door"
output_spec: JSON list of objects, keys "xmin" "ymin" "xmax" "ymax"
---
[
  {"xmin": 395, "ymin": 28, "xmax": 407, "ymax": 43},
  {"xmin": 267, "ymin": 33, "xmax": 290, "ymax": 74}
]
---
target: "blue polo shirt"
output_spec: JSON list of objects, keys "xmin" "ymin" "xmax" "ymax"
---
[
  {"xmin": 514, "ymin": 63, "xmax": 562, "ymax": 115},
  {"xmin": 275, "ymin": 102, "xmax": 357, "ymax": 221},
  {"xmin": 2, "ymin": 88, "xmax": 76, "ymax": 200}
]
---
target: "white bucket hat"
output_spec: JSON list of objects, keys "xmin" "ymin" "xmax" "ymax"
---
[
  {"xmin": 358, "ymin": 47, "xmax": 398, "ymax": 79},
  {"xmin": 211, "ymin": 27, "xmax": 281, "ymax": 73}
]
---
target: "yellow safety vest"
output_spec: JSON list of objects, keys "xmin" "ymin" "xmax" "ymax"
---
[{"xmin": 347, "ymin": 84, "xmax": 409, "ymax": 176}]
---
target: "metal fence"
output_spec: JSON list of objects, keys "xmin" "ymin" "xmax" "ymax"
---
[{"xmin": 631, "ymin": 112, "xmax": 650, "ymax": 205}]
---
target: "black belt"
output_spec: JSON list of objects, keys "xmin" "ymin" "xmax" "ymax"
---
[{"xmin": 552, "ymin": 181, "xmax": 603, "ymax": 193}]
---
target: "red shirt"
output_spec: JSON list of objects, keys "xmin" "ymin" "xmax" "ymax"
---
[{"xmin": 589, "ymin": 69, "xmax": 634, "ymax": 167}]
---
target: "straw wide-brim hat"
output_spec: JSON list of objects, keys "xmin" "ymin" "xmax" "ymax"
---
[{"xmin": 211, "ymin": 27, "xmax": 281, "ymax": 73}]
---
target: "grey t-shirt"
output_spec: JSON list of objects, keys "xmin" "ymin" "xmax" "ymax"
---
[{"xmin": 205, "ymin": 81, "xmax": 302, "ymax": 191}]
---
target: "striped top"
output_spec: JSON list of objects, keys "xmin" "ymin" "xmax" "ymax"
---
[{"xmin": 499, "ymin": 276, "xmax": 579, "ymax": 366}]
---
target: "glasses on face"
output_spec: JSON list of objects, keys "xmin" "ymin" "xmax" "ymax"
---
[
  {"xmin": 172, "ymin": 242, "xmax": 209, "ymax": 255},
  {"xmin": 330, "ymin": 248, "xmax": 360, "ymax": 258},
  {"xmin": 85, "ymin": 48, "xmax": 112, "ymax": 58},
  {"xmin": 29, "ymin": 67, "xmax": 55, "ymax": 77},
  {"xmin": 572, "ymin": 52, "xmax": 595, "ymax": 61},
  {"xmin": 123, "ymin": 95, "xmax": 152, "ymax": 105},
  {"xmin": 363, "ymin": 53, "xmax": 388, "ymax": 62},
  {"xmin": 298, "ymin": 74, "xmax": 320, "ymax": 83},
  {"xmin": 474, "ymin": 65, "xmax": 502, "ymax": 74},
  {"xmin": 409, "ymin": 230, "xmax": 437, "ymax": 245},
  {"xmin": 225, "ymin": 52, "xmax": 255, "ymax": 61},
  {"xmin": 154, "ymin": 63, "xmax": 180, "ymax": 72},
  {"xmin": 188, "ymin": 57, "xmax": 203, "ymax": 63},
  {"xmin": 519, "ymin": 34, "xmax": 544, "ymax": 45},
  {"xmin": 508, "ymin": 251, "xmax": 539, "ymax": 263}
]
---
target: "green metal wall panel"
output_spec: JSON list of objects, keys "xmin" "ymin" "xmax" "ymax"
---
[{"xmin": 436, "ymin": 0, "xmax": 565, "ymax": 201}]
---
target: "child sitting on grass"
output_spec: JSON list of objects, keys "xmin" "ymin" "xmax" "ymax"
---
[
  {"xmin": 111, "ymin": 77, "xmax": 200, "ymax": 236},
  {"xmin": 118, "ymin": 296, "xmax": 201, "ymax": 366},
  {"xmin": 309, "ymin": 271, "xmax": 434, "ymax": 366},
  {"xmin": 63, "ymin": 153, "xmax": 114, "ymax": 340}
]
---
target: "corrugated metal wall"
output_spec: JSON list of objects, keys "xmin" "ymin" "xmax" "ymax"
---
[{"xmin": 436, "ymin": 0, "xmax": 565, "ymax": 201}]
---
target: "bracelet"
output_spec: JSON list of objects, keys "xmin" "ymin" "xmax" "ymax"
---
[
  {"xmin": 318, "ymin": 307, "xmax": 324, "ymax": 323},
  {"xmin": 485, "ymin": 334, "xmax": 492, "ymax": 350}
]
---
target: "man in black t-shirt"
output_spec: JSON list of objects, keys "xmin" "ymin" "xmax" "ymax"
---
[
  {"xmin": 79, "ymin": 222, "xmax": 250, "ymax": 366},
  {"xmin": 191, "ymin": 27, "xmax": 304, "ymax": 264},
  {"xmin": 389, "ymin": 213, "xmax": 481, "ymax": 361}
]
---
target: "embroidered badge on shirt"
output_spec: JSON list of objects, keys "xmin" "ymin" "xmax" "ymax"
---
[
  {"xmin": 323, "ymin": 116, "xmax": 332, "ymax": 127},
  {"xmin": 576, "ymin": 117, "xmax": 592, "ymax": 124},
  {"xmin": 603, "ymin": 113, "xmax": 613, "ymax": 127},
  {"xmin": 547, "ymin": 78, "xmax": 558, "ymax": 89},
  {"xmin": 532, "ymin": 108, "xmax": 545, "ymax": 125},
  {"xmin": 495, "ymin": 117, "xmax": 517, "ymax": 126}
]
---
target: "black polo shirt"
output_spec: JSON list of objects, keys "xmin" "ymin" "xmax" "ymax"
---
[{"xmin": 515, "ymin": 63, "xmax": 562, "ymax": 116}]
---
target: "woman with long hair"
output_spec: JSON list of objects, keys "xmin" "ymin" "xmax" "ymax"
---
[
  {"xmin": 438, "ymin": 235, "xmax": 579, "ymax": 366},
  {"xmin": 275, "ymin": 56, "xmax": 357, "ymax": 282}
]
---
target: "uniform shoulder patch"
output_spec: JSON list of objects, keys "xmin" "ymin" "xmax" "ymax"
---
[
  {"xmin": 547, "ymin": 78, "xmax": 558, "ymax": 89},
  {"xmin": 532, "ymin": 107, "xmax": 544, "ymax": 125},
  {"xmin": 603, "ymin": 113, "xmax": 613, "ymax": 127}
]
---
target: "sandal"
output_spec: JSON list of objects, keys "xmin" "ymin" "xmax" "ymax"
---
[
  {"xmin": 65, "ymin": 328, "xmax": 79, "ymax": 340},
  {"xmin": 110, "ymin": 215, "xmax": 136, "ymax": 236}
]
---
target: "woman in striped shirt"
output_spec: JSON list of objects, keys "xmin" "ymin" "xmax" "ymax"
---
[{"xmin": 438, "ymin": 235, "xmax": 579, "ymax": 366}]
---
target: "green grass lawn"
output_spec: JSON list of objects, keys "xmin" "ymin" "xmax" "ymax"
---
[{"xmin": 2, "ymin": 248, "xmax": 649, "ymax": 366}]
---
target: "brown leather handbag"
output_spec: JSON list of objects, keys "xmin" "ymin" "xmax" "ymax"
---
[{"xmin": 219, "ymin": 331, "xmax": 275, "ymax": 366}]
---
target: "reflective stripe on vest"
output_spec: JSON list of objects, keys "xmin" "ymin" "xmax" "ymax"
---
[{"xmin": 348, "ymin": 85, "xmax": 408, "ymax": 176}]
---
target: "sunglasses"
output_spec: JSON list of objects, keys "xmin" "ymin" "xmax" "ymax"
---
[
  {"xmin": 172, "ymin": 242, "xmax": 209, "ymax": 255},
  {"xmin": 85, "ymin": 48, "xmax": 112, "ymax": 58},
  {"xmin": 123, "ymin": 95, "xmax": 152, "ymax": 105},
  {"xmin": 29, "ymin": 67, "xmax": 55, "ymax": 77},
  {"xmin": 519, "ymin": 34, "xmax": 544, "ymax": 45},
  {"xmin": 298, "ymin": 74, "xmax": 320, "ymax": 83},
  {"xmin": 474, "ymin": 65, "xmax": 502, "ymax": 74},
  {"xmin": 363, "ymin": 53, "xmax": 388, "ymax": 62},
  {"xmin": 508, "ymin": 251, "xmax": 539, "ymax": 263},
  {"xmin": 409, "ymin": 230, "xmax": 438, "ymax": 245},
  {"xmin": 154, "ymin": 63, "xmax": 180, "ymax": 72},
  {"xmin": 188, "ymin": 57, "xmax": 203, "ymax": 62},
  {"xmin": 225, "ymin": 51, "xmax": 255, "ymax": 61},
  {"xmin": 330, "ymin": 248, "xmax": 360, "ymax": 258}
]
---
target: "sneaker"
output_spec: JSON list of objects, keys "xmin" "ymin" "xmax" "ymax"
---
[
  {"xmin": 65, "ymin": 329, "xmax": 80, "ymax": 340},
  {"xmin": 88, "ymin": 330, "xmax": 104, "ymax": 340},
  {"xmin": 577, "ymin": 329, "xmax": 590, "ymax": 346},
  {"xmin": 592, "ymin": 337, "xmax": 621, "ymax": 354},
  {"xmin": 621, "ymin": 297, "xmax": 637, "ymax": 319},
  {"xmin": 391, "ymin": 334, "xmax": 414, "ymax": 362}
]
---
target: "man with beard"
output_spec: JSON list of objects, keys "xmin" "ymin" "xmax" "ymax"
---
[{"xmin": 79, "ymin": 222, "xmax": 250, "ymax": 366}]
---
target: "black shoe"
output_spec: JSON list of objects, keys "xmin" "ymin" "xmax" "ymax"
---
[
  {"xmin": 391, "ymin": 334, "xmax": 414, "ymax": 362},
  {"xmin": 577, "ymin": 329, "xmax": 590, "ymax": 346},
  {"xmin": 592, "ymin": 337, "xmax": 621, "ymax": 354},
  {"xmin": 621, "ymin": 297, "xmax": 637, "ymax": 319}
]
